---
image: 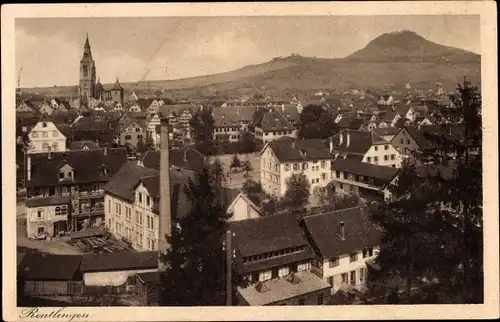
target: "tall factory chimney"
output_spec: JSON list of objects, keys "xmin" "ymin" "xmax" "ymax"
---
[{"xmin": 158, "ymin": 117, "xmax": 171, "ymax": 271}]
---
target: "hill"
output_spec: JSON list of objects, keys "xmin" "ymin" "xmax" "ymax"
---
[{"xmin": 22, "ymin": 30, "xmax": 481, "ymax": 98}]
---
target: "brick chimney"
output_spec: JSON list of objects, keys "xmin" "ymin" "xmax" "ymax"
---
[
  {"xmin": 158, "ymin": 117, "xmax": 171, "ymax": 272},
  {"xmin": 329, "ymin": 139, "xmax": 333, "ymax": 153},
  {"xmin": 346, "ymin": 130, "xmax": 350, "ymax": 148}
]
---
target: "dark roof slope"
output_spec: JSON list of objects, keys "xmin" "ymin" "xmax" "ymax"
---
[
  {"xmin": 26, "ymin": 148, "xmax": 127, "ymax": 188},
  {"xmin": 103, "ymin": 161, "xmax": 159, "ymax": 202},
  {"xmin": 372, "ymin": 127, "xmax": 400, "ymax": 137},
  {"xmin": 331, "ymin": 158, "xmax": 400, "ymax": 182},
  {"xmin": 405, "ymin": 125, "xmax": 445, "ymax": 150},
  {"xmin": 266, "ymin": 136, "xmax": 331, "ymax": 162},
  {"xmin": 302, "ymin": 206, "xmax": 382, "ymax": 259},
  {"xmin": 80, "ymin": 251, "xmax": 157, "ymax": 273},
  {"xmin": 330, "ymin": 129, "xmax": 387, "ymax": 155},
  {"xmin": 70, "ymin": 140, "xmax": 101, "ymax": 150},
  {"xmin": 255, "ymin": 108, "xmax": 295, "ymax": 132},
  {"xmin": 140, "ymin": 148, "xmax": 207, "ymax": 172},
  {"xmin": 18, "ymin": 254, "xmax": 83, "ymax": 280}
]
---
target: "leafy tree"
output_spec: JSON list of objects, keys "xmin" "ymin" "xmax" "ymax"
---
[
  {"xmin": 369, "ymin": 79, "xmax": 483, "ymax": 303},
  {"xmin": 313, "ymin": 183, "xmax": 360, "ymax": 211},
  {"xmin": 298, "ymin": 104, "xmax": 338, "ymax": 139},
  {"xmin": 160, "ymin": 166, "xmax": 228, "ymax": 306},
  {"xmin": 238, "ymin": 131, "xmax": 256, "ymax": 154},
  {"xmin": 190, "ymin": 107, "xmax": 215, "ymax": 156},
  {"xmin": 283, "ymin": 173, "xmax": 310, "ymax": 210},
  {"xmin": 230, "ymin": 154, "xmax": 242, "ymax": 170},
  {"xmin": 241, "ymin": 160, "xmax": 253, "ymax": 177},
  {"xmin": 242, "ymin": 179, "xmax": 262, "ymax": 196}
]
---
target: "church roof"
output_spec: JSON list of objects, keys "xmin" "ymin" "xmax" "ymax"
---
[{"xmin": 112, "ymin": 78, "xmax": 123, "ymax": 91}]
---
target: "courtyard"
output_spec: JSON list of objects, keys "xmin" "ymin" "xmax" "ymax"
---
[{"xmin": 211, "ymin": 152, "xmax": 261, "ymax": 190}]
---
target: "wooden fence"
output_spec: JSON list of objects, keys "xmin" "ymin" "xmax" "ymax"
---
[{"xmin": 24, "ymin": 280, "xmax": 83, "ymax": 296}]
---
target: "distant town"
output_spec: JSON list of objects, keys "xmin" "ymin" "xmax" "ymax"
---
[{"xmin": 16, "ymin": 31, "xmax": 483, "ymax": 306}]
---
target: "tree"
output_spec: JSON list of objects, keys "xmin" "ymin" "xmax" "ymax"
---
[
  {"xmin": 298, "ymin": 104, "xmax": 338, "ymax": 139},
  {"xmin": 283, "ymin": 173, "xmax": 310, "ymax": 210},
  {"xmin": 238, "ymin": 131, "xmax": 256, "ymax": 154},
  {"xmin": 369, "ymin": 79, "xmax": 483, "ymax": 303},
  {"xmin": 313, "ymin": 182, "xmax": 360, "ymax": 212},
  {"xmin": 241, "ymin": 160, "xmax": 253, "ymax": 177},
  {"xmin": 160, "ymin": 166, "xmax": 228, "ymax": 306},
  {"xmin": 242, "ymin": 179, "xmax": 262, "ymax": 196},
  {"xmin": 229, "ymin": 154, "xmax": 242, "ymax": 171},
  {"xmin": 190, "ymin": 107, "xmax": 215, "ymax": 156}
]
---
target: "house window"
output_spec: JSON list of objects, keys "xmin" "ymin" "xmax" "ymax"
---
[
  {"xmin": 38, "ymin": 226, "xmax": 44, "ymax": 235},
  {"xmin": 321, "ymin": 161, "xmax": 326, "ymax": 169},
  {"xmin": 350, "ymin": 270, "xmax": 356, "ymax": 286},
  {"xmin": 59, "ymin": 172, "xmax": 65, "ymax": 179},
  {"xmin": 52, "ymin": 130, "xmax": 58, "ymax": 137},
  {"xmin": 341, "ymin": 273, "xmax": 348, "ymax": 284},
  {"xmin": 360, "ymin": 268, "xmax": 366, "ymax": 282},
  {"xmin": 384, "ymin": 145, "xmax": 389, "ymax": 150},
  {"xmin": 400, "ymin": 138, "xmax": 404, "ymax": 144},
  {"xmin": 391, "ymin": 154, "xmax": 395, "ymax": 160},
  {"xmin": 259, "ymin": 270, "xmax": 272, "ymax": 282},
  {"xmin": 32, "ymin": 132, "xmax": 38, "ymax": 138},
  {"xmin": 278, "ymin": 267, "xmax": 290, "ymax": 278},
  {"xmin": 317, "ymin": 294, "xmax": 324, "ymax": 305},
  {"xmin": 52, "ymin": 142, "xmax": 59, "ymax": 151},
  {"xmin": 335, "ymin": 170, "xmax": 340, "ymax": 178},
  {"xmin": 293, "ymin": 163, "xmax": 299, "ymax": 171},
  {"xmin": 350, "ymin": 252, "xmax": 358, "ymax": 262},
  {"xmin": 138, "ymin": 193, "xmax": 142, "ymax": 204},
  {"xmin": 147, "ymin": 216, "xmax": 154, "ymax": 230},
  {"xmin": 321, "ymin": 173, "xmax": 327, "ymax": 180},
  {"xmin": 302, "ymin": 163, "xmax": 308, "ymax": 170},
  {"xmin": 37, "ymin": 208, "xmax": 44, "ymax": 218},
  {"xmin": 406, "ymin": 139, "xmax": 410, "ymax": 144},
  {"xmin": 285, "ymin": 164, "xmax": 290, "ymax": 171},
  {"xmin": 367, "ymin": 157, "xmax": 371, "ymax": 163},
  {"xmin": 146, "ymin": 196, "xmax": 150, "ymax": 206},
  {"xmin": 42, "ymin": 143, "xmax": 49, "ymax": 150},
  {"xmin": 384, "ymin": 155, "xmax": 389, "ymax": 161},
  {"xmin": 297, "ymin": 262, "xmax": 309, "ymax": 272},
  {"xmin": 329, "ymin": 257, "xmax": 339, "ymax": 268},
  {"xmin": 42, "ymin": 132, "xmax": 48, "ymax": 137},
  {"xmin": 328, "ymin": 276, "xmax": 334, "ymax": 287},
  {"xmin": 138, "ymin": 135, "xmax": 143, "ymax": 140},
  {"xmin": 374, "ymin": 146, "xmax": 378, "ymax": 151},
  {"xmin": 374, "ymin": 156, "xmax": 378, "ymax": 163}
]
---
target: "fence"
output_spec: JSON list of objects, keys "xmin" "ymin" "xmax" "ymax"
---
[{"xmin": 24, "ymin": 280, "xmax": 83, "ymax": 296}]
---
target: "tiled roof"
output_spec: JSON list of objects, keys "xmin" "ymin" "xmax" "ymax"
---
[
  {"xmin": 331, "ymin": 158, "xmax": 400, "ymax": 183},
  {"xmin": 330, "ymin": 129, "xmax": 387, "ymax": 155},
  {"xmin": 18, "ymin": 254, "xmax": 83, "ymax": 280},
  {"xmin": 255, "ymin": 108, "xmax": 295, "ymax": 132},
  {"xmin": 404, "ymin": 125, "xmax": 446, "ymax": 150},
  {"xmin": 229, "ymin": 212, "xmax": 310, "ymax": 258},
  {"xmin": 25, "ymin": 195, "xmax": 71, "ymax": 208},
  {"xmin": 139, "ymin": 148, "xmax": 207, "ymax": 173},
  {"xmin": 70, "ymin": 140, "xmax": 100, "ymax": 150},
  {"xmin": 237, "ymin": 271, "xmax": 330, "ymax": 306},
  {"xmin": 80, "ymin": 251, "xmax": 157, "ymax": 273},
  {"xmin": 26, "ymin": 148, "xmax": 127, "ymax": 188},
  {"xmin": 372, "ymin": 127, "xmax": 400, "ymax": 137},
  {"xmin": 302, "ymin": 206, "xmax": 383, "ymax": 259},
  {"xmin": 265, "ymin": 137, "xmax": 331, "ymax": 163},
  {"xmin": 111, "ymin": 78, "xmax": 123, "ymax": 90},
  {"xmin": 337, "ymin": 117, "xmax": 363, "ymax": 130},
  {"xmin": 103, "ymin": 161, "xmax": 158, "ymax": 202}
]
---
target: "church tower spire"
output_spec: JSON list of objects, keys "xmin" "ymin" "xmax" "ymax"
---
[{"xmin": 79, "ymin": 33, "xmax": 96, "ymax": 101}]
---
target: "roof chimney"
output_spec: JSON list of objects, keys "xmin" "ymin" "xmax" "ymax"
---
[
  {"xmin": 26, "ymin": 155, "xmax": 31, "ymax": 182},
  {"xmin": 282, "ymin": 104, "xmax": 285, "ymax": 112},
  {"xmin": 346, "ymin": 131, "xmax": 350, "ymax": 148},
  {"xmin": 158, "ymin": 117, "xmax": 172, "ymax": 272},
  {"xmin": 329, "ymin": 139, "xmax": 333, "ymax": 153},
  {"xmin": 47, "ymin": 147, "xmax": 52, "ymax": 160},
  {"xmin": 339, "ymin": 221, "xmax": 345, "ymax": 240},
  {"xmin": 339, "ymin": 133, "xmax": 343, "ymax": 146},
  {"xmin": 104, "ymin": 145, "xmax": 108, "ymax": 156}
]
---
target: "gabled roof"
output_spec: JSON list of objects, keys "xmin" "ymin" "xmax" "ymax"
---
[
  {"xmin": 229, "ymin": 212, "xmax": 310, "ymax": 257},
  {"xmin": 403, "ymin": 125, "xmax": 446, "ymax": 150},
  {"xmin": 302, "ymin": 206, "xmax": 383, "ymax": 259},
  {"xmin": 255, "ymin": 108, "xmax": 295, "ymax": 132},
  {"xmin": 139, "ymin": 148, "xmax": 207, "ymax": 173},
  {"xmin": 111, "ymin": 78, "xmax": 123, "ymax": 91},
  {"xmin": 264, "ymin": 136, "xmax": 331, "ymax": 163},
  {"xmin": 18, "ymin": 254, "xmax": 82, "ymax": 280},
  {"xmin": 330, "ymin": 129, "xmax": 388, "ymax": 155},
  {"xmin": 80, "ymin": 251, "xmax": 157, "ymax": 273},
  {"xmin": 331, "ymin": 158, "xmax": 400, "ymax": 183},
  {"xmin": 70, "ymin": 140, "xmax": 100, "ymax": 151},
  {"xmin": 26, "ymin": 148, "xmax": 127, "ymax": 188},
  {"xmin": 372, "ymin": 127, "xmax": 400, "ymax": 137},
  {"xmin": 103, "ymin": 161, "xmax": 159, "ymax": 202}
]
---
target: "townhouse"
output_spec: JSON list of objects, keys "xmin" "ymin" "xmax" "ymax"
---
[
  {"xmin": 330, "ymin": 158, "xmax": 400, "ymax": 201},
  {"xmin": 24, "ymin": 147, "xmax": 128, "ymax": 238},
  {"xmin": 391, "ymin": 125, "xmax": 443, "ymax": 156},
  {"xmin": 252, "ymin": 107, "xmax": 298, "ymax": 145},
  {"xmin": 118, "ymin": 119, "xmax": 148, "ymax": 150},
  {"xmin": 231, "ymin": 212, "xmax": 331, "ymax": 306},
  {"xmin": 260, "ymin": 136, "xmax": 332, "ymax": 197},
  {"xmin": 138, "ymin": 147, "xmax": 207, "ymax": 173},
  {"xmin": 103, "ymin": 161, "xmax": 192, "ymax": 251},
  {"xmin": 329, "ymin": 129, "xmax": 402, "ymax": 168},
  {"xmin": 301, "ymin": 206, "xmax": 382, "ymax": 295},
  {"xmin": 26, "ymin": 118, "xmax": 68, "ymax": 153}
]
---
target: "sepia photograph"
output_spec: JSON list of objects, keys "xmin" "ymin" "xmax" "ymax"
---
[{"xmin": 2, "ymin": 2, "xmax": 498, "ymax": 321}]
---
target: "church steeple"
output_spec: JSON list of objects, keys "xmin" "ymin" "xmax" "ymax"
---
[
  {"xmin": 79, "ymin": 33, "xmax": 96, "ymax": 101},
  {"xmin": 82, "ymin": 33, "xmax": 93, "ymax": 60}
]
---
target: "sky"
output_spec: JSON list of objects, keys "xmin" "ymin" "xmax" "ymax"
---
[{"xmin": 16, "ymin": 15, "xmax": 480, "ymax": 88}]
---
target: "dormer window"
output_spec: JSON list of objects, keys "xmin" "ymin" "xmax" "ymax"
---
[{"xmin": 42, "ymin": 122, "xmax": 47, "ymax": 128}]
